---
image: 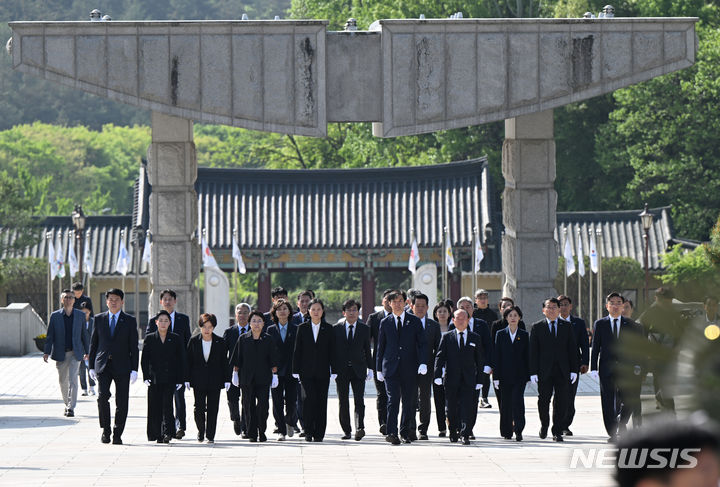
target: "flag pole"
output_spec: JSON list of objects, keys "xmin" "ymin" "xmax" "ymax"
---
[
  {"xmin": 46, "ymin": 232, "xmax": 52, "ymax": 321},
  {"xmin": 577, "ymin": 228, "xmax": 582, "ymax": 318},
  {"xmin": 233, "ymin": 228, "xmax": 239, "ymax": 305},
  {"xmin": 85, "ymin": 229, "xmax": 92, "ymax": 305},
  {"xmin": 67, "ymin": 229, "xmax": 72, "ymax": 289},
  {"xmin": 589, "ymin": 228, "xmax": 594, "ymax": 323},
  {"xmin": 120, "ymin": 229, "xmax": 125, "ymax": 299},
  {"xmin": 472, "ymin": 226, "xmax": 478, "ymax": 293},
  {"xmin": 441, "ymin": 227, "xmax": 447, "ymax": 299},
  {"xmin": 563, "ymin": 227, "xmax": 568, "ymax": 295},
  {"xmin": 596, "ymin": 228, "xmax": 603, "ymax": 320}
]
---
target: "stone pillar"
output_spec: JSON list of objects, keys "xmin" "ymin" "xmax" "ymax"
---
[
  {"xmin": 257, "ymin": 261, "xmax": 271, "ymax": 312},
  {"xmin": 361, "ymin": 262, "xmax": 376, "ymax": 322},
  {"xmin": 147, "ymin": 112, "xmax": 199, "ymax": 323},
  {"xmin": 502, "ymin": 109, "xmax": 558, "ymax": 321}
]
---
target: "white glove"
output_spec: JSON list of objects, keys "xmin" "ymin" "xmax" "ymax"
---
[
  {"xmin": 589, "ymin": 370, "xmax": 599, "ymax": 380},
  {"xmin": 271, "ymin": 374, "xmax": 279, "ymax": 389},
  {"xmin": 144, "ymin": 379, "xmax": 151, "ymax": 386},
  {"xmin": 292, "ymin": 373, "xmax": 300, "ymax": 380},
  {"xmin": 330, "ymin": 373, "xmax": 337, "ymax": 381},
  {"xmin": 366, "ymin": 369, "xmax": 374, "ymax": 381},
  {"xmin": 475, "ymin": 384, "xmax": 482, "ymax": 391},
  {"xmin": 493, "ymin": 380, "xmax": 500, "ymax": 389},
  {"xmin": 89, "ymin": 369, "xmax": 97, "ymax": 381},
  {"xmin": 570, "ymin": 373, "xmax": 578, "ymax": 384},
  {"xmin": 434, "ymin": 378, "xmax": 443, "ymax": 386},
  {"xmin": 184, "ymin": 382, "xmax": 190, "ymax": 389},
  {"xmin": 530, "ymin": 375, "xmax": 538, "ymax": 384},
  {"xmin": 376, "ymin": 371, "xmax": 384, "ymax": 382},
  {"xmin": 232, "ymin": 370, "xmax": 240, "ymax": 387},
  {"xmin": 483, "ymin": 366, "xmax": 492, "ymax": 375},
  {"xmin": 418, "ymin": 364, "xmax": 427, "ymax": 375},
  {"xmin": 130, "ymin": 370, "xmax": 138, "ymax": 384},
  {"xmin": 176, "ymin": 383, "xmax": 182, "ymax": 391},
  {"xmin": 224, "ymin": 382, "xmax": 231, "ymax": 391}
]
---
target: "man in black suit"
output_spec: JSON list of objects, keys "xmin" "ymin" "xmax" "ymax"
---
[
  {"xmin": 473, "ymin": 289, "xmax": 499, "ymax": 325},
  {"xmin": 292, "ymin": 298, "xmax": 336, "ymax": 442},
  {"xmin": 557, "ymin": 295, "xmax": 589, "ymax": 437},
  {"xmin": 223, "ymin": 302, "xmax": 251, "ymax": 437},
  {"xmin": 266, "ymin": 299, "xmax": 299, "ymax": 441},
  {"xmin": 410, "ymin": 293, "xmax": 441, "ymax": 440},
  {"xmin": 434, "ymin": 309, "xmax": 484, "ymax": 444},
  {"xmin": 332, "ymin": 299, "xmax": 373, "ymax": 441},
  {"xmin": 88, "ymin": 288, "xmax": 139, "ymax": 445},
  {"xmin": 291, "ymin": 290, "xmax": 313, "ymax": 326},
  {"xmin": 591, "ymin": 292, "xmax": 644, "ymax": 442},
  {"xmin": 529, "ymin": 297, "xmax": 578, "ymax": 442},
  {"xmin": 146, "ymin": 289, "xmax": 192, "ymax": 439},
  {"xmin": 376, "ymin": 290, "xmax": 428, "ymax": 445},
  {"xmin": 367, "ymin": 288, "xmax": 393, "ymax": 435},
  {"xmin": 72, "ymin": 281, "xmax": 93, "ymax": 315}
]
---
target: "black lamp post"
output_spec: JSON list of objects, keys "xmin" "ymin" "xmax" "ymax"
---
[
  {"xmin": 71, "ymin": 205, "xmax": 86, "ymax": 282},
  {"xmin": 639, "ymin": 203, "xmax": 654, "ymax": 306}
]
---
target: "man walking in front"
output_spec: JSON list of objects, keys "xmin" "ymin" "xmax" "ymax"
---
[
  {"xmin": 89, "ymin": 289, "xmax": 139, "ymax": 445},
  {"xmin": 44, "ymin": 289, "xmax": 89, "ymax": 417}
]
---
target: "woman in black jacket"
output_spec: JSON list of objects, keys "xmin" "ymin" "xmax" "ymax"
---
[
  {"xmin": 141, "ymin": 309, "xmax": 186, "ymax": 443},
  {"xmin": 231, "ymin": 310, "xmax": 279, "ymax": 442},
  {"xmin": 186, "ymin": 313, "xmax": 229, "ymax": 443}
]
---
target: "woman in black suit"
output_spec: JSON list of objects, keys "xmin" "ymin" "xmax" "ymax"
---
[
  {"xmin": 141, "ymin": 309, "xmax": 186, "ymax": 443},
  {"xmin": 186, "ymin": 313, "xmax": 229, "ymax": 443},
  {"xmin": 492, "ymin": 306, "xmax": 530, "ymax": 441},
  {"xmin": 231, "ymin": 310, "xmax": 279, "ymax": 442}
]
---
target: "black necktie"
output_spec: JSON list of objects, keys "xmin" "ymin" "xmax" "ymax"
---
[
  {"xmin": 551, "ymin": 321, "xmax": 556, "ymax": 337},
  {"xmin": 613, "ymin": 319, "xmax": 618, "ymax": 338},
  {"xmin": 459, "ymin": 331, "xmax": 465, "ymax": 349},
  {"xmin": 110, "ymin": 314, "xmax": 116, "ymax": 337},
  {"xmin": 397, "ymin": 316, "xmax": 402, "ymax": 333},
  {"xmin": 348, "ymin": 324, "xmax": 354, "ymax": 343}
]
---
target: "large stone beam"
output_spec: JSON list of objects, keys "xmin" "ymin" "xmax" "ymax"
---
[{"xmin": 8, "ymin": 18, "xmax": 696, "ymax": 137}]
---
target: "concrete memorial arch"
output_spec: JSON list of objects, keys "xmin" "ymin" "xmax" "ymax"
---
[{"xmin": 7, "ymin": 15, "xmax": 697, "ymax": 318}]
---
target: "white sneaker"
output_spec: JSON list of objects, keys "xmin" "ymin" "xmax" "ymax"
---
[
  {"xmin": 89, "ymin": 387, "xmax": 96, "ymax": 396},
  {"xmin": 277, "ymin": 434, "xmax": 286, "ymax": 441}
]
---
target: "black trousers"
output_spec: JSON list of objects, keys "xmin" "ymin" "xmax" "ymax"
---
[
  {"xmin": 538, "ymin": 364, "xmax": 569, "ymax": 436},
  {"xmin": 445, "ymin": 382, "xmax": 475, "ymax": 437},
  {"xmin": 599, "ymin": 373, "xmax": 619, "ymax": 436},
  {"xmin": 384, "ymin": 374, "xmax": 417, "ymax": 438},
  {"xmin": 241, "ymin": 383, "xmax": 270, "ymax": 440},
  {"xmin": 173, "ymin": 384, "xmax": 187, "ymax": 431},
  {"xmin": 414, "ymin": 373, "xmax": 433, "ymax": 435},
  {"xmin": 374, "ymin": 376, "xmax": 388, "ymax": 428},
  {"xmin": 97, "ymin": 368, "xmax": 130, "ymax": 439},
  {"xmin": 480, "ymin": 371, "xmax": 491, "ymax": 400},
  {"xmin": 499, "ymin": 382, "xmax": 526, "ymax": 437},
  {"xmin": 559, "ymin": 369, "xmax": 580, "ymax": 430},
  {"xmin": 147, "ymin": 382, "xmax": 175, "ymax": 440},
  {"xmin": 432, "ymin": 382, "xmax": 447, "ymax": 432},
  {"xmin": 336, "ymin": 370, "xmax": 366, "ymax": 434},
  {"xmin": 468, "ymin": 386, "xmax": 481, "ymax": 433},
  {"xmin": 226, "ymin": 384, "xmax": 246, "ymax": 434},
  {"xmin": 296, "ymin": 380, "xmax": 304, "ymax": 430},
  {"xmin": 193, "ymin": 388, "xmax": 221, "ymax": 440},
  {"xmin": 79, "ymin": 360, "xmax": 95, "ymax": 390},
  {"xmin": 271, "ymin": 375, "xmax": 298, "ymax": 435},
  {"xmin": 300, "ymin": 376, "xmax": 330, "ymax": 440}
]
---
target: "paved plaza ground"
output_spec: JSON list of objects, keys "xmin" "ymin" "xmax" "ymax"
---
[{"xmin": 0, "ymin": 353, "xmax": 619, "ymax": 486}]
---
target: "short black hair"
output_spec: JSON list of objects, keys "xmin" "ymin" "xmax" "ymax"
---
[
  {"xmin": 308, "ymin": 298, "xmax": 326, "ymax": 320},
  {"xmin": 381, "ymin": 289, "xmax": 394, "ymax": 299},
  {"xmin": 406, "ymin": 288, "xmax": 421, "ymax": 300},
  {"xmin": 606, "ymin": 292, "xmax": 625, "ymax": 303},
  {"xmin": 79, "ymin": 302, "xmax": 91, "ymax": 311},
  {"xmin": 71, "ymin": 282, "xmax": 84, "ymax": 291},
  {"xmin": 297, "ymin": 290, "xmax": 314, "ymax": 300},
  {"xmin": 160, "ymin": 289, "xmax": 177, "ymax": 300},
  {"xmin": 499, "ymin": 296, "xmax": 514, "ymax": 306},
  {"xmin": 199, "ymin": 313, "xmax": 217, "ymax": 328},
  {"xmin": 105, "ymin": 288, "xmax": 124, "ymax": 300},
  {"xmin": 432, "ymin": 302, "xmax": 452, "ymax": 322},
  {"xmin": 411, "ymin": 293, "xmax": 429, "ymax": 305},
  {"xmin": 61, "ymin": 288, "xmax": 72, "ymax": 295},
  {"xmin": 248, "ymin": 310, "xmax": 266, "ymax": 325},
  {"xmin": 542, "ymin": 297, "xmax": 560, "ymax": 308},
  {"xmin": 156, "ymin": 309, "xmax": 171, "ymax": 321},
  {"xmin": 387, "ymin": 290, "xmax": 407, "ymax": 302},
  {"xmin": 342, "ymin": 299, "xmax": 361, "ymax": 312},
  {"xmin": 271, "ymin": 287, "xmax": 288, "ymax": 298},
  {"xmin": 503, "ymin": 305, "xmax": 523, "ymax": 320},
  {"xmin": 557, "ymin": 294, "xmax": 572, "ymax": 304},
  {"xmin": 625, "ymin": 299, "xmax": 634, "ymax": 308}
]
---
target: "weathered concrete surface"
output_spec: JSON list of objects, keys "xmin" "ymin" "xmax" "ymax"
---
[{"xmin": 9, "ymin": 18, "xmax": 696, "ymax": 137}]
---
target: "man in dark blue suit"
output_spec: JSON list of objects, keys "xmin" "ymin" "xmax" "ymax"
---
[
  {"xmin": 557, "ymin": 295, "xmax": 589, "ymax": 436},
  {"xmin": 146, "ymin": 289, "xmax": 192, "ymax": 439},
  {"xmin": 223, "ymin": 302, "xmax": 251, "ymax": 437},
  {"xmin": 375, "ymin": 290, "xmax": 428, "ymax": 445},
  {"xmin": 88, "ymin": 288, "xmax": 139, "ymax": 445}
]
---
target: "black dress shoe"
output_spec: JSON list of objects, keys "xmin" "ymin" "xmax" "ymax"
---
[
  {"xmin": 379, "ymin": 424, "xmax": 387, "ymax": 435},
  {"xmin": 249, "ymin": 437, "xmax": 258, "ymax": 442},
  {"xmin": 162, "ymin": 435, "xmax": 171, "ymax": 443},
  {"xmin": 299, "ymin": 431, "xmax": 306, "ymax": 438},
  {"xmin": 112, "ymin": 437, "xmax": 123, "ymax": 445},
  {"xmin": 66, "ymin": 409, "xmax": 74, "ymax": 417},
  {"xmin": 341, "ymin": 433, "xmax": 352, "ymax": 440},
  {"xmin": 401, "ymin": 437, "xmax": 412, "ymax": 444},
  {"xmin": 233, "ymin": 420, "xmax": 243, "ymax": 436},
  {"xmin": 197, "ymin": 433, "xmax": 205, "ymax": 442},
  {"xmin": 469, "ymin": 434, "xmax": 476, "ymax": 440},
  {"xmin": 156, "ymin": 438, "xmax": 164, "ymax": 444},
  {"xmin": 101, "ymin": 432, "xmax": 111, "ymax": 444},
  {"xmin": 259, "ymin": 433, "xmax": 267, "ymax": 442},
  {"xmin": 206, "ymin": 439, "xmax": 214, "ymax": 444},
  {"xmin": 242, "ymin": 433, "xmax": 249, "ymax": 439},
  {"xmin": 386, "ymin": 434, "xmax": 401, "ymax": 445},
  {"xmin": 419, "ymin": 434, "xmax": 429, "ymax": 440},
  {"xmin": 175, "ymin": 429, "xmax": 185, "ymax": 440},
  {"xmin": 539, "ymin": 426, "xmax": 548, "ymax": 439},
  {"xmin": 409, "ymin": 433, "xmax": 418, "ymax": 441},
  {"xmin": 552, "ymin": 435, "xmax": 564, "ymax": 442},
  {"xmin": 313, "ymin": 437, "xmax": 323, "ymax": 442},
  {"xmin": 462, "ymin": 436, "xmax": 471, "ymax": 445},
  {"xmin": 563, "ymin": 429, "xmax": 574, "ymax": 436},
  {"xmin": 503, "ymin": 435, "xmax": 512, "ymax": 440},
  {"xmin": 355, "ymin": 429, "xmax": 365, "ymax": 441},
  {"xmin": 449, "ymin": 433, "xmax": 459, "ymax": 443},
  {"xmin": 438, "ymin": 430, "xmax": 446, "ymax": 437},
  {"xmin": 515, "ymin": 433, "xmax": 523, "ymax": 442},
  {"xmin": 304, "ymin": 436, "xmax": 312, "ymax": 442}
]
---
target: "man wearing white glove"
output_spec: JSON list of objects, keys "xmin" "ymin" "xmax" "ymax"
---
[
  {"xmin": 331, "ymin": 300, "xmax": 373, "ymax": 441},
  {"xmin": 433, "ymin": 309, "xmax": 484, "ymax": 445},
  {"xmin": 411, "ymin": 294, "xmax": 442, "ymax": 441},
  {"xmin": 375, "ymin": 290, "xmax": 427, "ymax": 445},
  {"xmin": 529, "ymin": 298, "xmax": 579, "ymax": 443},
  {"xmin": 88, "ymin": 288, "xmax": 139, "ymax": 445}
]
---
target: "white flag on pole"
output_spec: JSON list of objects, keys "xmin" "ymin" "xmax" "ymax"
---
[
  {"xmin": 589, "ymin": 235, "xmax": 599, "ymax": 274},
  {"xmin": 445, "ymin": 232, "xmax": 455, "ymax": 274},
  {"xmin": 474, "ymin": 233, "xmax": 484, "ymax": 273},
  {"xmin": 68, "ymin": 239, "xmax": 79, "ymax": 277},
  {"xmin": 232, "ymin": 236, "xmax": 246, "ymax": 274},
  {"xmin": 141, "ymin": 235, "xmax": 151, "ymax": 265},
  {"xmin": 564, "ymin": 235, "xmax": 576, "ymax": 277},
  {"xmin": 577, "ymin": 234, "xmax": 585, "ymax": 277},
  {"xmin": 408, "ymin": 237, "xmax": 420, "ymax": 274},
  {"xmin": 55, "ymin": 236, "xmax": 66, "ymax": 279},
  {"xmin": 83, "ymin": 234, "xmax": 93, "ymax": 278},
  {"xmin": 202, "ymin": 236, "xmax": 220, "ymax": 269},
  {"xmin": 115, "ymin": 239, "xmax": 129, "ymax": 276},
  {"xmin": 48, "ymin": 238, "xmax": 58, "ymax": 280}
]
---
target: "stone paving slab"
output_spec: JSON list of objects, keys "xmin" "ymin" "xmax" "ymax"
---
[{"xmin": 0, "ymin": 353, "xmax": 616, "ymax": 486}]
